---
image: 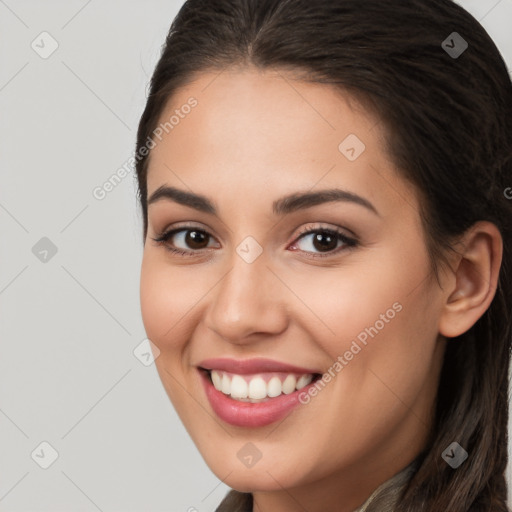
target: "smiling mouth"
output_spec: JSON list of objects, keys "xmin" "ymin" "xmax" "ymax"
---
[{"xmin": 200, "ymin": 368, "xmax": 323, "ymax": 403}]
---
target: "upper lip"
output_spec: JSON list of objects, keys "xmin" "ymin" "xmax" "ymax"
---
[{"xmin": 198, "ymin": 357, "xmax": 321, "ymax": 375}]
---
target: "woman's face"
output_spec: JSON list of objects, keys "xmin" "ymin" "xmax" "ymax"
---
[{"xmin": 140, "ymin": 67, "xmax": 449, "ymax": 501}]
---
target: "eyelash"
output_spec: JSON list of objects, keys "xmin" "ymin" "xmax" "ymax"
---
[{"xmin": 151, "ymin": 224, "xmax": 359, "ymax": 259}]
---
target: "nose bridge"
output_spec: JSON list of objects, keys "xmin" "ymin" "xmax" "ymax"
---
[{"xmin": 205, "ymin": 239, "xmax": 287, "ymax": 342}]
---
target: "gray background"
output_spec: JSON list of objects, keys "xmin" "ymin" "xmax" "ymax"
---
[{"xmin": 0, "ymin": 1, "xmax": 511, "ymax": 511}]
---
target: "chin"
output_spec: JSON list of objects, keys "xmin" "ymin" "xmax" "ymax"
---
[{"xmin": 202, "ymin": 452, "xmax": 308, "ymax": 492}]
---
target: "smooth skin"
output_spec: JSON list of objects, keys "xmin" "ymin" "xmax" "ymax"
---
[{"xmin": 139, "ymin": 66, "xmax": 502, "ymax": 512}]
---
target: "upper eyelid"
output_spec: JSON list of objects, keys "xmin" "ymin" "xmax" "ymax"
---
[
  {"xmin": 295, "ymin": 224, "xmax": 355, "ymax": 238},
  {"xmin": 158, "ymin": 222, "xmax": 352, "ymax": 236}
]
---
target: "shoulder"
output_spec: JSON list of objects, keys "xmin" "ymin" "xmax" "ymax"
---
[{"xmin": 216, "ymin": 489, "xmax": 253, "ymax": 512}]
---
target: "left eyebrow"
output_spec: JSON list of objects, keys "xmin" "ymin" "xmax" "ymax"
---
[
  {"xmin": 147, "ymin": 185, "xmax": 380, "ymax": 217},
  {"xmin": 273, "ymin": 189, "xmax": 380, "ymax": 217}
]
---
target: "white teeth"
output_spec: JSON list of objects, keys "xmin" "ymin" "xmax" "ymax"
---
[
  {"xmin": 267, "ymin": 376, "xmax": 282, "ymax": 397},
  {"xmin": 211, "ymin": 371, "xmax": 222, "ymax": 390},
  {"xmin": 230, "ymin": 375, "xmax": 248, "ymax": 398},
  {"xmin": 221, "ymin": 373, "xmax": 231, "ymax": 394},
  {"xmin": 248, "ymin": 377, "xmax": 267, "ymax": 399},
  {"xmin": 296, "ymin": 374, "xmax": 313, "ymax": 389},
  {"xmin": 209, "ymin": 370, "xmax": 315, "ymax": 401},
  {"xmin": 282, "ymin": 375, "xmax": 297, "ymax": 394}
]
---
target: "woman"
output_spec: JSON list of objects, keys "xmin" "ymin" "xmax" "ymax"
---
[{"xmin": 134, "ymin": 0, "xmax": 512, "ymax": 510}]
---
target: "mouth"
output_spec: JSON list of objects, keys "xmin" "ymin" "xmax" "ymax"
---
[
  {"xmin": 199, "ymin": 368, "xmax": 323, "ymax": 403},
  {"xmin": 197, "ymin": 367, "xmax": 323, "ymax": 428}
]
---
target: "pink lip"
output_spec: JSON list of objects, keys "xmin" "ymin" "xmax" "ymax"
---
[
  {"xmin": 198, "ymin": 368, "xmax": 321, "ymax": 428},
  {"xmin": 197, "ymin": 357, "xmax": 320, "ymax": 375}
]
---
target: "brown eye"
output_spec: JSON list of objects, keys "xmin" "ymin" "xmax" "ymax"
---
[
  {"xmin": 310, "ymin": 232, "xmax": 339, "ymax": 252},
  {"xmin": 184, "ymin": 230, "xmax": 210, "ymax": 249},
  {"xmin": 291, "ymin": 227, "xmax": 358, "ymax": 258},
  {"xmin": 151, "ymin": 226, "xmax": 219, "ymax": 256}
]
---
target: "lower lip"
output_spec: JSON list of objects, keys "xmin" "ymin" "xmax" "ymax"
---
[{"xmin": 199, "ymin": 369, "xmax": 319, "ymax": 428}]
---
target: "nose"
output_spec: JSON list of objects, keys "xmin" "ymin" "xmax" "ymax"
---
[{"xmin": 204, "ymin": 249, "xmax": 288, "ymax": 345}]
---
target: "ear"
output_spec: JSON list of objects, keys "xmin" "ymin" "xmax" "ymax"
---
[{"xmin": 438, "ymin": 221, "xmax": 503, "ymax": 338}]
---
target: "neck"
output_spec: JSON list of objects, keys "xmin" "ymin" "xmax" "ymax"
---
[{"xmin": 251, "ymin": 448, "xmax": 423, "ymax": 512}]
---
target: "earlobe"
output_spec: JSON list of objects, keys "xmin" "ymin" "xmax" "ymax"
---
[{"xmin": 438, "ymin": 221, "xmax": 503, "ymax": 339}]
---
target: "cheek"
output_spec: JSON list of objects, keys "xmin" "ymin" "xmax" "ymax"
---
[
  {"xmin": 140, "ymin": 253, "xmax": 202, "ymax": 407},
  {"xmin": 301, "ymin": 249, "xmax": 440, "ymax": 442},
  {"xmin": 140, "ymin": 252, "xmax": 200, "ymax": 348},
  {"xmin": 140, "ymin": 257, "xmax": 169, "ymax": 344},
  {"xmin": 289, "ymin": 241, "xmax": 440, "ymax": 398},
  {"xmin": 286, "ymin": 252, "xmax": 428, "ymax": 357}
]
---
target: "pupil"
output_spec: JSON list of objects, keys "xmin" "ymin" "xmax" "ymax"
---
[
  {"xmin": 186, "ymin": 230, "xmax": 207, "ymax": 249},
  {"xmin": 313, "ymin": 232, "xmax": 336, "ymax": 252}
]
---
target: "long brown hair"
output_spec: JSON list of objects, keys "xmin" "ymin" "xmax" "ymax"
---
[{"xmin": 134, "ymin": 1, "xmax": 512, "ymax": 510}]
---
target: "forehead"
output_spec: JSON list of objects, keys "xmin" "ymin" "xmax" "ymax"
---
[{"xmin": 146, "ymin": 67, "xmax": 418, "ymax": 218}]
